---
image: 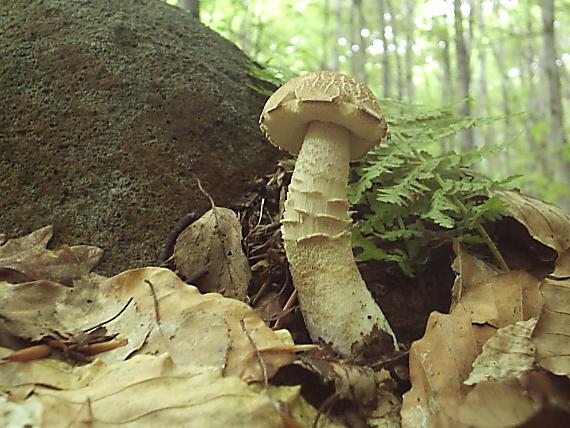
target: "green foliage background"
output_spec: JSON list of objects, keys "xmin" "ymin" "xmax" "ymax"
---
[{"xmin": 167, "ymin": 0, "xmax": 570, "ymax": 209}]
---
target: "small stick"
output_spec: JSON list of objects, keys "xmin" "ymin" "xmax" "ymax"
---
[
  {"xmin": 196, "ymin": 177, "xmax": 216, "ymax": 209},
  {"xmin": 273, "ymin": 289, "xmax": 297, "ymax": 330},
  {"xmin": 76, "ymin": 338, "xmax": 128, "ymax": 355},
  {"xmin": 85, "ymin": 298, "xmax": 133, "ymax": 332},
  {"xmin": 2, "ymin": 344, "xmax": 52, "ymax": 362},
  {"xmin": 144, "ymin": 279, "xmax": 161, "ymax": 326},
  {"xmin": 241, "ymin": 319, "xmax": 269, "ymax": 391},
  {"xmin": 251, "ymin": 277, "xmax": 271, "ymax": 306}
]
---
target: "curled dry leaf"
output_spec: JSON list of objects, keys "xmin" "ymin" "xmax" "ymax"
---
[
  {"xmin": 401, "ymin": 304, "xmax": 495, "ymax": 428},
  {"xmin": 295, "ymin": 355, "xmax": 378, "ymax": 406},
  {"xmin": 496, "ymin": 190, "xmax": 570, "ymax": 255},
  {"xmin": 403, "ymin": 244, "xmax": 569, "ymax": 427},
  {"xmin": 458, "ymin": 371, "xmax": 570, "ymax": 428},
  {"xmin": 451, "ymin": 241, "xmax": 500, "ymax": 307},
  {"xmin": 0, "ymin": 277, "xmax": 149, "ymax": 361},
  {"xmin": 368, "ymin": 388, "xmax": 401, "ymax": 428},
  {"xmin": 0, "ymin": 353, "xmax": 287, "ymax": 428},
  {"xmin": 0, "ymin": 266, "xmax": 294, "ymax": 382},
  {"xmin": 532, "ymin": 277, "xmax": 570, "ymax": 376},
  {"xmin": 173, "ymin": 207, "xmax": 251, "ymax": 301},
  {"xmin": 0, "ymin": 226, "xmax": 103, "ymax": 286},
  {"xmin": 99, "ymin": 267, "xmax": 295, "ymax": 382},
  {"xmin": 269, "ymin": 385, "xmax": 345, "ymax": 428},
  {"xmin": 451, "ymin": 243, "xmax": 542, "ymax": 328},
  {"xmin": 552, "ymin": 248, "xmax": 570, "ymax": 278},
  {"xmin": 465, "ymin": 318, "xmax": 538, "ymax": 385}
]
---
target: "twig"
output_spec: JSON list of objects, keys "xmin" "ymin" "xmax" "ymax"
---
[
  {"xmin": 252, "ymin": 277, "xmax": 271, "ymax": 306},
  {"xmin": 240, "ymin": 319, "xmax": 269, "ymax": 391},
  {"xmin": 313, "ymin": 392, "xmax": 339, "ymax": 428},
  {"xmin": 273, "ymin": 289, "xmax": 297, "ymax": 330},
  {"xmin": 196, "ymin": 177, "xmax": 216, "ymax": 209},
  {"xmin": 85, "ymin": 298, "xmax": 133, "ymax": 332},
  {"xmin": 144, "ymin": 280, "xmax": 161, "ymax": 326}
]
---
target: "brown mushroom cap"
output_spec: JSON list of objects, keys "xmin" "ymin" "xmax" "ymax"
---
[{"xmin": 259, "ymin": 71, "xmax": 387, "ymax": 160}]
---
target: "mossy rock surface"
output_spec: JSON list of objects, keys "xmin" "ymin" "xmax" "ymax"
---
[{"xmin": 0, "ymin": 0, "xmax": 280, "ymax": 275}]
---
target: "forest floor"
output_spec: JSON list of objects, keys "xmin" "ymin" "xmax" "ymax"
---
[{"xmin": 1, "ymin": 159, "xmax": 569, "ymax": 427}]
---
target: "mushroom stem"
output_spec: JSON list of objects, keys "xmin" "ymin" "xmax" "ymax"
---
[{"xmin": 282, "ymin": 121, "xmax": 397, "ymax": 356}]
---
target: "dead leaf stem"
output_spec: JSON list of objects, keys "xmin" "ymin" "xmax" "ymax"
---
[
  {"xmin": 85, "ymin": 298, "xmax": 134, "ymax": 332},
  {"xmin": 240, "ymin": 319, "xmax": 269, "ymax": 391},
  {"xmin": 144, "ymin": 279, "xmax": 161, "ymax": 326}
]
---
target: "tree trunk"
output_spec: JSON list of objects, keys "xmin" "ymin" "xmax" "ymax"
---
[
  {"xmin": 453, "ymin": 0, "xmax": 474, "ymax": 151},
  {"xmin": 492, "ymin": 46, "xmax": 513, "ymax": 175},
  {"xmin": 439, "ymin": 15, "xmax": 454, "ymax": 106},
  {"xmin": 238, "ymin": 0, "xmax": 251, "ymax": 54},
  {"xmin": 541, "ymin": 0, "xmax": 569, "ymax": 181},
  {"xmin": 349, "ymin": 1, "xmax": 358, "ymax": 77},
  {"xmin": 520, "ymin": 0, "xmax": 547, "ymax": 176},
  {"xmin": 178, "ymin": 0, "xmax": 200, "ymax": 20},
  {"xmin": 321, "ymin": 0, "xmax": 331, "ymax": 69},
  {"xmin": 378, "ymin": 0, "xmax": 390, "ymax": 98},
  {"xmin": 331, "ymin": 0, "xmax": 343, "ymax": 71},
  {"xmin": 404, "ymin": 0, "xmax": 415, "ymax": 102},
  {"xmin": 474, "ymin": 0, "xmax": 492, "ymax": 149},
  {"xmin": 387, "ymin": 0, "xmax": 403, "ymax": 99},
  {"xmin": 355, "ymin": 0, "xmax": 368, "ymax": 83}
]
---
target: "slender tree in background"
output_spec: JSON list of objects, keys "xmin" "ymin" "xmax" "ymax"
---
[
  {"xmin": 378, "ymin": 0, "xmax": 390, "ymax": 98},
  {"xmin": 332, "ymin": 0, "xmax": 343, "ymax": 71},
  {"xmin": 491, "ymin": 1, "xmax": 513, "ymax": 175},
  {"xmin": 349, "ymin": 0, "xmax": 358, "ymax": 77},
  {"xmin": 239, "ymin": 0, "xmax": 252, "ymax": 54},
  {"xmin": 454, "ymin": 0, "xmax": 474, "ymax": 151},
  {"xmin": 404, "ymin": 0, "xmax": 415, "ymax": 102},
  {"xmin": 541, "ymin": 0, "xmax": 569, "ymax": 181},
  {"xmin": 387, "ymin": 0, "xmax": 403, "ymax": 100},
  {"xmin": 437, "ymin": 15, "xmax": 454, "ymax": 106},
  {"xmin": 178, "ymin": 0, "xmax": 200, "ymax": 20},
  {"xmin": 474, "ymin": 0, "xmax": 491, "ymax": 148},
  {"xmin": 355, "ymin": 0, "xmax": 368, "ymax": 83},
  {"xmin": 519, "ymin": 1, "xmax": 547, "ymax": 177},
  {"xmin": 321, "ymin": 0, "xmax": 331, "ymax": 69}
]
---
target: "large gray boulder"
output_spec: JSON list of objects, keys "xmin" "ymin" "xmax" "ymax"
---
[{"xmin": 0, "ymin": 0, "xmax": 280, "ymax": 275}]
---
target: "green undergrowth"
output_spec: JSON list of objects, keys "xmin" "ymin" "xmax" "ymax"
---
[{"xmin": 349, "ymin": 100, "xmax": 519, "ymax": 277}]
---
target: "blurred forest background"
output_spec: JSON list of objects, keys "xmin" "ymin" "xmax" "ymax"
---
[{"xmin": 166, "ymin": 0, "xmax": 569, "ymax": 208}]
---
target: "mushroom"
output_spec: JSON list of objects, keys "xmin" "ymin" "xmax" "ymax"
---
[{"xmin": 259, "ymin": 71, "xmax": 397, "ymax": 356}]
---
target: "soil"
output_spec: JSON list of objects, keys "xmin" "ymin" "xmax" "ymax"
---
[{"xmin": 0, "ymin": 0, "xmax": 281, "ymax": 276}]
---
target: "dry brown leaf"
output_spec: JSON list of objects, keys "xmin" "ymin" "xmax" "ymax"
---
[
  {"xmin": 458, "ymin": 270, "xmax": 542, "ymax": 328},
  {"xmin": 401, "ymin": 304, "xmax": 495, "ymax": 428},
  {"xmin": 552, "ymin": 247, "xmax": 570, "ymax": 279},
  {"xmin": 295, "ymin": 355, "xmax": 378, "ymax": 406},
  {"xmin": 99, "ymin": 267, "xmax": 295, "ymax": 382},
  {"xmin": 496, "ymin": 190, "xmax": 570, "ymax": 255},
  {"xmin": 0, "ymin": 276, "xmax": 148, "ymax": 362},
  {"xmin": 465, "ymin": 318, "xmax": 537, "ymax": 385},
  {"xmin": 451, "ymin": 241, "xmax": 500, "ymax": 308},
  {"xmin": 0, "ymin": 267, "xmax": 294, "ymax": 382},
  {"xmin": 368, "ymin": 375, "xmax": 402, "ymax": 428},
  {"xmin": 451, "ymin": 243, "xmax": 542, "ymax": 328},
  {"xmin": 0, "ymin": 353, "xmax": 287, "ymax": 428},
  {"xmin": 458, "ymin": 371, "xmax": 570, "ymax": 428},
  {"xmin": 143, "ymin": 310, "xmax": 230, "ymax": 372},
  {"xmin": 173, "ymin": 207, "xmax": 251, "ymax": 301},
  {"xmin": 270, "ymin": 385, "xmax": 345, "ymax": 428},
  {"xmin": 532, "ymin": 277, "xmax": 570, "ymax": 376},
  {"xmin": 0, "ymin": 226, "xmax": 102, "ymax": 286}
]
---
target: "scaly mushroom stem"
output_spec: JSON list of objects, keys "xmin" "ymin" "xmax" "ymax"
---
[{"xmin": 282, "ymin": 121, "xmax": 397, "ymax": 356}]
